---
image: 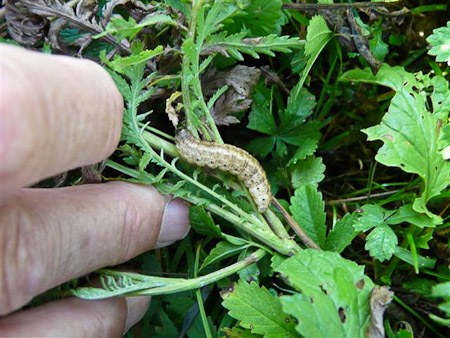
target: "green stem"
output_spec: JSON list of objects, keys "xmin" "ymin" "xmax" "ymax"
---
[
  {"xmin": 195, "ymin": 243, "xmax": 213, "ymax": 338},
  {"xmin": 393, "ymin": 295, "xmax": 444, "ymax": 338},
  {"xmin": 104, "ymin": 249, "xmax": 267, "ymax": 297}
]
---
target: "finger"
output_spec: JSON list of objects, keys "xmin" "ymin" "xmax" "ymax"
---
[
  {"xmin": 0, "ymin": 182, "xmax": 190, "ymax": 315},
  {"xmin": 0, "ymin": 45, "xmax": 123, "ymax": 198},
  {"xmin": 0, "ymin": 296, "xmax": 151, "ymax": 337}
]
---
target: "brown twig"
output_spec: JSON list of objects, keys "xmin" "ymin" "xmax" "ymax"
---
[
  {"xmin": 272, "ymin": 197, "xmax": 321, "ymax": 250},
  {"xmin": 325, "ymin": 190, "xmax": 400, "ymax": 205},
  {"xmin": 282, "ymin": 2, "xmax": 398, "ymax": 11}
]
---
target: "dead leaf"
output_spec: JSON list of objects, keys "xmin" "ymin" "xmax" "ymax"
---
[
  {"xmin": 165, "ymin": 91, "xmax": 182, "ymax": 128},
  {"xmin": 5, "ymin": 0, "xmax": 47, "ymax": 46},
  {"xmin": 367, "ymin": 286, "xmax": 394, "ymax": 338},
  {"xmin": 202, "ymin": 65, "xmax": 260, "ymax": 125}
]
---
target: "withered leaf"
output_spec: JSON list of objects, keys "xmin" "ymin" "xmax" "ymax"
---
[
  {"xmin": 5, "ymin": 0, "xmax": 47, "ymax": 46},
  {"xmin": 202, "ymin": 65, "xmax": 261, "ymax": 125},
  {"xmin": 367, "ymin": 286, "xmax": 394, "ymax": 338}
]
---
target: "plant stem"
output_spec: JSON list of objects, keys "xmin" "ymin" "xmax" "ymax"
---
[{"xmin": 272, "ymin": 197, "xmax": 321, "ymax": 250}]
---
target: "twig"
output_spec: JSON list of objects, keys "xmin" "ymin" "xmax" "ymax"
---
[
  {"xmin": 272, "ymin": 198, "xmax": 321, "ymax": 250},
  {"xmin": 326, "ymin": 190, "xmax": 400, "ymax": 205},
  {"xmin": 282, "ymin": 2, "xmax": 398, "ymax": 11}
]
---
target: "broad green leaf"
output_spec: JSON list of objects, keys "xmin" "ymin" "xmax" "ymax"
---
[
  {"xmin": 280, "ymin": 120, "xmax": 321, "ymax": 147},
  {"xmin": 325, "ymin": 213, "xmax": 359, "ymax": 253},
  {"xmin": 341, "ymin": 64, "xmax": 450, "ymax": 222},
  {"xmin": 365, "ymin": 224, "xmax": 398, "ymax": 262},
  {"xmin": 189, "ymin": 206, "xmax": 222, "ymax": 238},
  {"xmin": 247, "ymin": 136, "xmax": 276, "ymax": 158},
  {"xmin": 387, "ymin": 204, "xmax": 436, "ymax": 228},
  {"xmin": 297, "ymin": 15, "xmax": 333, "ymax": 90},
  {"xmin": 274, "ymin": 250, "xmax": 374, "ymax": 337},
  {"xmin": 402, "ymin": 278, "xmax": 436, "ymax": 296},
  {"xmin": 426, "ymin": 21, "xmax": 450, "ymax": 65},
  {"xmin": 200, "ymin": 241, "xmax": 248, "ymax": 270},
  {"xmin": 154, "ymin": 311, "xmax": 178, "ymax": 337},
  {"xmin": 221, "ymin": 280, "xmax": 298, "ymax": 338},
  {"xmin": 362, "ymin": 90, "xmax": 449, "ymax": 221},
  {"xmin": 290, "ymin": 185, "xmax": 326, "ymax": 248},
  {"xmin": 247, "ymin": 85, "xmax": 276, "ymax": 135},
  {"xmin": 369, "ymin": 21, "xmax": 389, "ymax": 61},
  {"xmin": 221, "ymin": 327, "xmax": 260, "ymax": 337},
  {"xmin": 283, "ymin": 84, "xmax": 317, "ymax": 125},
  {"xmin": 291, "ymin": 156, "xmax": 325, "ymax": 189}
]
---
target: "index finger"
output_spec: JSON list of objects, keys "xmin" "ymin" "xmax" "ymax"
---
[{"xmin": 0, "ymin": 45, "xmax": 123, "ymax": 198}]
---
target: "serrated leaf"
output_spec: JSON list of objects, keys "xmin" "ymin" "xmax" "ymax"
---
[
  {"xmin": 274, "ymin": 250, "xmax": 374, "ymax": 338},
  {"xmin": 204, "ymin": 32, "xmax": 303, "ymax": 61},
  {"xmin": 325, "ymin": 213, "xmax": 359, "ymax": 253},
  {"xmin": 200, "ymin": 241, "xmax": 248, "ymax": 271},
  {"xmin": 247, "ymin": 136, "xmax": 276, "ymax": 158},
  {"xmin": 426, "ymin": 21, "xmax": 450, "ymax": 65},
  {"xmin": 110, "ymin": 46, "xmax": 164, "ymax": 74},
  {"xmin": 284, "ymin": 85, "xmax": 316, "ymax": 124},
  {"xmin": 341, "ymin": 64, "xmax": 450, "ymax": 222},
  {"xmin": 290, "ymin": 185, "xmax": 326, "ymax": 248},
  {"xmin": 247, "ymin": 85, "xmax": 276, "ymax": 135},
  {"xmin": 365, "ymin": 224, "xmax": 398, "ymax": 262},
  {"xmin": 369, "ymin": 22, "xmax": 389, "ymax": 61},
  {"xmin": 95, "ymin": 14, "xmax": 176, "ymax": 41},
  {"xmin": 189, "ymin": 206, "xmax": 222, "ymax": 238},
  {"xmin": 154, "ymin": 311, "xmax": 178, "ymax": 337},
  {"xmin": 225, "ymin": 0, "xmax": 284, "ymax": 37},
  {"xmin": 291, "ymin": 156, "xmax": 325, "ymax": 189},
  {"xmin": 354, "ymin": 204, "xmax": 395, "ymax": 232},
  {"xmin": 221, "ymin": 280, "xmax": 298, "ymax": 338}
]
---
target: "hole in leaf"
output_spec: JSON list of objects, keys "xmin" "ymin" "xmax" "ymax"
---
[
  {"xmin": 356, "ymin": 279, "xmax": 365, "ymax": 289},
  {"xmin": 338, "ymin": 307, "xmax": 346, "ymax": 323}
]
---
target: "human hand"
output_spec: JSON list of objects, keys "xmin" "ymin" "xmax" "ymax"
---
[{"xmin": 0, "ymin": 45, "xmax": 190, "ymax": 336}]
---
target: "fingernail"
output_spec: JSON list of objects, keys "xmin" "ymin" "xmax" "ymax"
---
[
  {"xmin": 156, "ymin": 198, "xmax": 190, "ymax": 248},
  {"xmin": 124, "ymin": 296, "xmax": 151, "ymax": 334}
]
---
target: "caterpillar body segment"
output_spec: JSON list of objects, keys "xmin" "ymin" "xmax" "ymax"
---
[{"xmin": 175, "ymin": 129, "xmax": 272, "ymax": 212}]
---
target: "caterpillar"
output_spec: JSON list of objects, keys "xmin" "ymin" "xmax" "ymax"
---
[{"xmin": 175, "ymin": 129, "xmax": 272, "ymax": 213}]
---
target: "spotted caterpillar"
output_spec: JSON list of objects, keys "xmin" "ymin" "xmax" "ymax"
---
[{"xmin": 175, "ymin": 129, "xmax": 272, "ymax": 212}]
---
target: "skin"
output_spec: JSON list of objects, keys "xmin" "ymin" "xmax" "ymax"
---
[{"xmin": 0, "ymin": 45, "xmax": 190, "ymax": 336}]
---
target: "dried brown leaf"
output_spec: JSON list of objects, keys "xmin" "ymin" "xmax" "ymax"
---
[
  {"xmin": 201, "ymin": 65, "xmax": 260, "ymax": 125},
  {"xmin": 367, "ymin": 286, "xmax": 394, "ymax": 338},
  {"xmin": 5, "ymin": 0, "xmax": 47, "ymax": 46}
]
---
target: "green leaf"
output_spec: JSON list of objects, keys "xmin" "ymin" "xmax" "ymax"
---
[
  {"xmin": 226, "ymin": 0, "xmax": 284, "ymax": 37},
  {"xmin": 200, "ymin": 241, "xmax": 248, "ymax": 270},
  {"xmin": 353, "ymin": 204, "xmax": 398, "ymax": 261},
  {"xmin": 341, "ymin": 65, "xmax": 450, "ymax": 222},
  {"xmin": 283, "ymin": 85, "xmax": 317, "ymax": 127},
  {"xmin": 109, "ymin": 46, "xmax": 164, "ymax": 74},
  {"xmin": 221, "ymin": 280, "xmax": 298, "ymax": 338},
  {"xmin": 204, "ymin": 32, "xmax": 303, "ymax": 61},
  {"xmin": 189, "ymin": 206, "xmax": 222, "ymax": 238},
  {"xmin": 95, "ymin": 14, "xmax": 176, "ymax": 41},
  {"xmin": 296, "ymin": 15, "xmax": 333, "ymax": 91},
  {"xmin": 247, "ymin": 85, "xmax": 276, "ymax": 135},
  {"xmin": 274, "ymin": 250, "xmax": 374, "ymax": 338},
  {"xmin": 402, "ymin": 278, "xmax": 436, "ymax": 296},
  {"xmin": 387, "ymin": 204, "xmax": 437, "ymax": 228},
  {"xmin": 365, "ymin": 224, "xmax": 398, "ymax": 262},
  {"xmin": 429, "ymin": 281, "xmax": 450, "ymax": 325},
  {"xmin": 325, "ymin": 213, "xmax": 359, "ymax": 253},
  {"xmin": 353, "ymin": 204, "xmax": 395, "ymax": 232},
  {"xmin": 291, "ymin": 156, "xmax": 325, "ymax": 189},
  {"xmin": 154, "ymin": 311, "xmax": 178, "ymax": 337},
  {"xmin": 290, "ymin": 185, "xmax": 326, "ymax": 248},
  {"xmin": 426, "ymin": 21, "xmax": 450, "ymax": 65},
  {"xmin": 369, "ymin": 21, "xmax": 389, "ymax": 61},
  {"xmin": 394, "ymin": 247, "xmax": 436, "ymax": 269},
  {"xmin": 247, "ymin": 136, "xmax": 276, "ymax": 158}
]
